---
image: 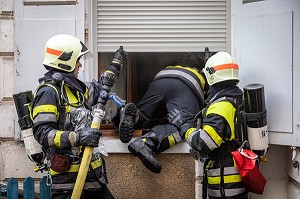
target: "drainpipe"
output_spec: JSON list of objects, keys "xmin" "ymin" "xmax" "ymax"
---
[{"xmin": 195, "ymin": 161, "xmax": 204, "ymax": 199}]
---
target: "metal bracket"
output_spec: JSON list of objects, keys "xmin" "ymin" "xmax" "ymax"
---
[{"xmin": 291, "ymin": 146, "xmax": 299, "ymax": 169}]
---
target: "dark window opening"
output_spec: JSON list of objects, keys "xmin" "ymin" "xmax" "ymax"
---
[{"xmin": 98, "ymin": 51, "xmax": 210, "ymax": 126}]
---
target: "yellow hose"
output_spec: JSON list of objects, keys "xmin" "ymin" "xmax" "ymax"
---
[{"xmin": 71, "ymin": 120, "xmax": 101, "ymax": 199}]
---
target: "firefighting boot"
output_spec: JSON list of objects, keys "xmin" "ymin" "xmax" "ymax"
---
[
  {"xmin": 118, "ymin": 103, "xmax": 138, "ymax": 143},
  {"xmin": 128, "ymin": 131, "xmax": 162, "ymax": 174}
]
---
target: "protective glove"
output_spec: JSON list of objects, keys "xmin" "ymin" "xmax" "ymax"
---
[
  {"xmin": 167, "ymin": 108, "xmax": 192, "ymax": 139},
  {"xmin": 189, "ymin": 148, "xmax": 207, "ymax": 162},
  {"xmin": 76, "ymin": 127, "xmax": 102, "ymax": 147},
  {"xmin": 112, "ymin": 46, "xmax": 128, "ymax": 69}
]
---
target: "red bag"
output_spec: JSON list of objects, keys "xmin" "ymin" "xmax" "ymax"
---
[{"xmin": 231, "ymin": 149, "xmax": 267, "ymax": 194}]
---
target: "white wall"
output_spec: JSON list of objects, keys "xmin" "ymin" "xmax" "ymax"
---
[{"xmin": 232, "ymin": 0, "xmax": 300, "ymax": 198}]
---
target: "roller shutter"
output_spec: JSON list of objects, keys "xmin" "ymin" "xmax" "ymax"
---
[{"xmin": 97, "ymin": 0, "xmax": 230, "ymax": 52}]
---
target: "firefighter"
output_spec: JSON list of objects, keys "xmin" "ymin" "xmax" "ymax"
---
[
  {"xmin": 31, "ymin": 34, "xmax": 127, "ymax": 199},
  {"xmin": 168, "ymin": 52, "xmax": 248, "ymax": 199},
  {"xmin": 113, "ymin": 52, "xmax": 208, "ymax": 174}
]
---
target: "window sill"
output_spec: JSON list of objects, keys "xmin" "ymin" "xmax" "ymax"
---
[{"xmin": 101, "ymin": 129, "xmax": 190, "ymax": 153}]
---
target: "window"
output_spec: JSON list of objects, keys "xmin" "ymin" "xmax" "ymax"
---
[{"xmin": 98, "ymin": 51, "xmax": 210, "ymax": 126}]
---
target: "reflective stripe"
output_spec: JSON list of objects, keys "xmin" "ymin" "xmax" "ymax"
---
[
  {"xmin": 208, "ymin": 187, "xmax": 246, "ymax": 197},
  {"xmin": 203, "ymin": 125, "xmax": 223, "ymax": 147},
  {"xmin": 172, "ymin": 131, "xmax": 182, "ymax": 143},
  {"xmin": 213, "ymin": 63, "xmax": 239, "ymax": 71},
  {"xmin": 187, "ymin": 128, "xmax": 197, "ymax": 145},
  {"xmin": 155, "ymin": 70, "xmax": 204, "ymax": 100},
  {"xmin": 207, "ymin": 166, "xmax": 239, "ymax": 176},
  {"xmin": 167, "ymin": 135, "xmax": 176, "ymax": 147},
  {"xmin": 199, "ymin": 129, "xmax": 219, "ymax": 151},
  {"xmin": 51, "ymin": 181, "xmax": 101, "ymax": 190},
  {"xmin": 50, "ymin": 159, "xmax": 102, "ymax": 175},
  {"xmin": 167, "ymin": 65, "xmax": 206, "ymax": 89},
  {"xmin": 32, "ymin": 104, "xmax": 58, "ymax": 119},
  {"xmin": 46, "ymin": 47, "xmax": 62, "ymax": 56},
  {"xmin": 186, "ymin": 128, "xmax": 197, "ymax": 141},
  {"xmin": 47, "ymin": 130, "xmax": 57, "ymax": 147},
  {"xmin": 53, "ymin": 131, "xmax": 64, "ymax": 148},
  {"xmin": 65, "ymin": 85, "xmax": 78, "ymax": 104},
  {"xmin": 84, "ymin": 87, "xmax": 89, "ymax": 99},
  {"xmin": 208, "ymin": 174, "xmax": 242, "ymax": 184},
  {"xmin": 206, "ymin": 101, "xmax": 236, "ymax": 140},
  {"xmin": 33, "ymin": 113, "xmax": 57, "ymax": 123}
]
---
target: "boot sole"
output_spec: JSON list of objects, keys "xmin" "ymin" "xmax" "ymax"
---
[
  {"xmin": 128, "ymin": 142, "xmax": 162, "ymax": 174},
  {"xmin": 119, "ymin": 103, "xmax": 137, "ymax": 143}
]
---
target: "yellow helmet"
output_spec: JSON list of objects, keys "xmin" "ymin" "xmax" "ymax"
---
[
  {"xmin": 43, "ymin": 34, "xmax": 92, "ymax": 72},
  {"xmin": 203, "ymin": 52, "xmax": 239, "ymax": 86}
]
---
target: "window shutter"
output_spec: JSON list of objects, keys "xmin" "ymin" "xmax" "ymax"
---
[{"xmin": 97, "ymin": 0, "xmax": 230, "ymax": 52}]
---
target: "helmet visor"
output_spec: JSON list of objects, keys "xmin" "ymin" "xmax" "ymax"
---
[{"xmin": 79, "ymin": 41, "xmax": 93, "ymax": 60}]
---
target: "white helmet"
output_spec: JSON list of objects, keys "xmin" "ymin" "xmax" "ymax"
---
[
  {"xmin": 43, "ymin": 34, "xmax": 92, "ymax": 72},
  {"xmin": 203, "ymin": 52, "xmax": 239, "ymax": 86}
]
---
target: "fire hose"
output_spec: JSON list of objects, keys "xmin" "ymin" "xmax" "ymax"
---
[{"xmin": 71, "ymin": 47, "xmax": 126, "ymax": 199}]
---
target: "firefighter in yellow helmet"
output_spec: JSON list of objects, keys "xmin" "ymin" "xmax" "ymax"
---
[
  {"xmin": 168, "ymin": 52, "xmax": 248, "ymax": 199},
  {"xmin": 31, "ymin": 34, "xmax": 127, "ymax": 199}
]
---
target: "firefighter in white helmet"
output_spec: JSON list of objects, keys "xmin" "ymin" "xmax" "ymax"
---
[
  {"xmin": 31, "ymin": 34, "xmax": 127, "ymax": 198},
  {"xmin": 168, "ymin": 52, "xmax": 248, "ymax": 199}
]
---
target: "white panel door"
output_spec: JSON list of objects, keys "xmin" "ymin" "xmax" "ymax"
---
[{"xmin": 239, "ymin": 12, "xmax": 293, "ymax": 135}]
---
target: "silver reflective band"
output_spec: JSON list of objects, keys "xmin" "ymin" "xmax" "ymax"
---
[
  {"xmin": 173, "ymin": 131, "xmax": 183, "ymax": 143},
  {"xmin": 155, "ymin": 70, "xmax": 204, "ymax": 101},
  {"xmin": 208, "ymin": 187, "xmax": 246, "ymax": 197},
  {"xmin": 47, "ymin": 130, "xmax": 57, "ymax": 147},
  {"xmin": 199, "ymin": 130, "xmax": 218, "ymax": 151},
  {"xmin": 187, "ymin": 129, "xmax": 198, "ymax": 146},
  {"xmin": 34, "ymin": 113, "xmax": 57, "ymax": 123},
  {"xmin": 207, "ymin": 166, "xmax": 239, "ymax": 176},
  {"xmin": 51, "ymin": 181, "xmax": 101, "ymax": 190}
]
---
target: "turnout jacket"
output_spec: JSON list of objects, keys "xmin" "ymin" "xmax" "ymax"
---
[
  {"xmin": 31, "ymin": 71, "xmax": 105, "ymax": 191},
  {"xmin": 186, "ymin": 86, "xmax": 247, "ymax": 199}
]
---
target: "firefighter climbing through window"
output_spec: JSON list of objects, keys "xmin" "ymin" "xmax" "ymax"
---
[{"xmin": 112, "ymin": 48, "xmax": 211, "ymax": 173}]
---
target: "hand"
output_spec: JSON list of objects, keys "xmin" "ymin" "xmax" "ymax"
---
[
  {"xmin": 167, "ymin": 109, "xmax": 192, "ymax": 138},
  {"xmin": 112, "ymin": 46, "xmax": 128, "ymax": 68},
  {"xmin": 167, "ymin": 109, "xmax": 187, "ymax": 129},
  {"xmin": 76, "ymin": 127, "xmax": 101, "ymax": 147},
  {"xmin": 189, "ymin": 148, "xmax": 207, "ymax": 162}
]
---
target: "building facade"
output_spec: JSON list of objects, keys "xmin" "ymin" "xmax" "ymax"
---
[{"xmin": 0, "ymin": 0, "xmax": 299, "ymax": 198}]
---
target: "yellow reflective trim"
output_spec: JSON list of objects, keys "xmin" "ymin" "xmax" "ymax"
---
[
  {"xmin": 53, "ymin": 131, "xmax": 64, "ymax": 148},
  {"xmin": 208, "ymin": 174, "xmax": 242, "ymax": 184},
  {"xmin": 233, "ymin": 157, "xmax": 237, "ymax": 167},
  {"xmin": 32, "ymin": 104, "xmax": 59, "ymax": 119},
  {"xmin": 168, "ymin": 135, "xmax": 176, "ymax": 147},
  {"xmin": 105, "ymin": 70, "xmax": 115, "ymax": 74},
  {"xmin": 206, "ymin": 160, "xmax": 213, "ymax": 169},
  {"xmin": 91, "ymin": 159, "xmax": 102, "ymax": 168},
  {"xmin": 185, "ymin": 128, "xmax": 197, "ymax": 140},
  {"xmin": 64, "ymin": 85, "xmax": 79, "ymax": 105},
  {"xmin": 50, "ymin": 159, "xmax": 102, "ymax": 175},
  {"xmin": 203, "ymin": 125, "xmax": 223, "ymax": 147},
  {"xmin": 206, "ymin": 101, "xmax": 236, "ymax": 140},
  {"xmin": 167, "ymin": 65, "xmax": 206, "ymax": 89},
  {"xmin": 33, "ymin": 84, "xmax": 61, "ymax": 104},
  {"xmin": 84, "ymin": 88, "xmax": 89, "ymax": 99}
]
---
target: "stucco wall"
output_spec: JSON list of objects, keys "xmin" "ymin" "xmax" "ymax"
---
[{"xmin": 106, "ymin": 153, "xmax": 195, "ymax": 199}]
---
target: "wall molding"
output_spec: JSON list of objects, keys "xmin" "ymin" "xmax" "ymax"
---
[
  {"xmin": 23, "ymin": 0, "xmax": 77, "ymax": 5},
  {"xmin": 0, "ymin": 52, "xmax": 14, "ymax": 56}
]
